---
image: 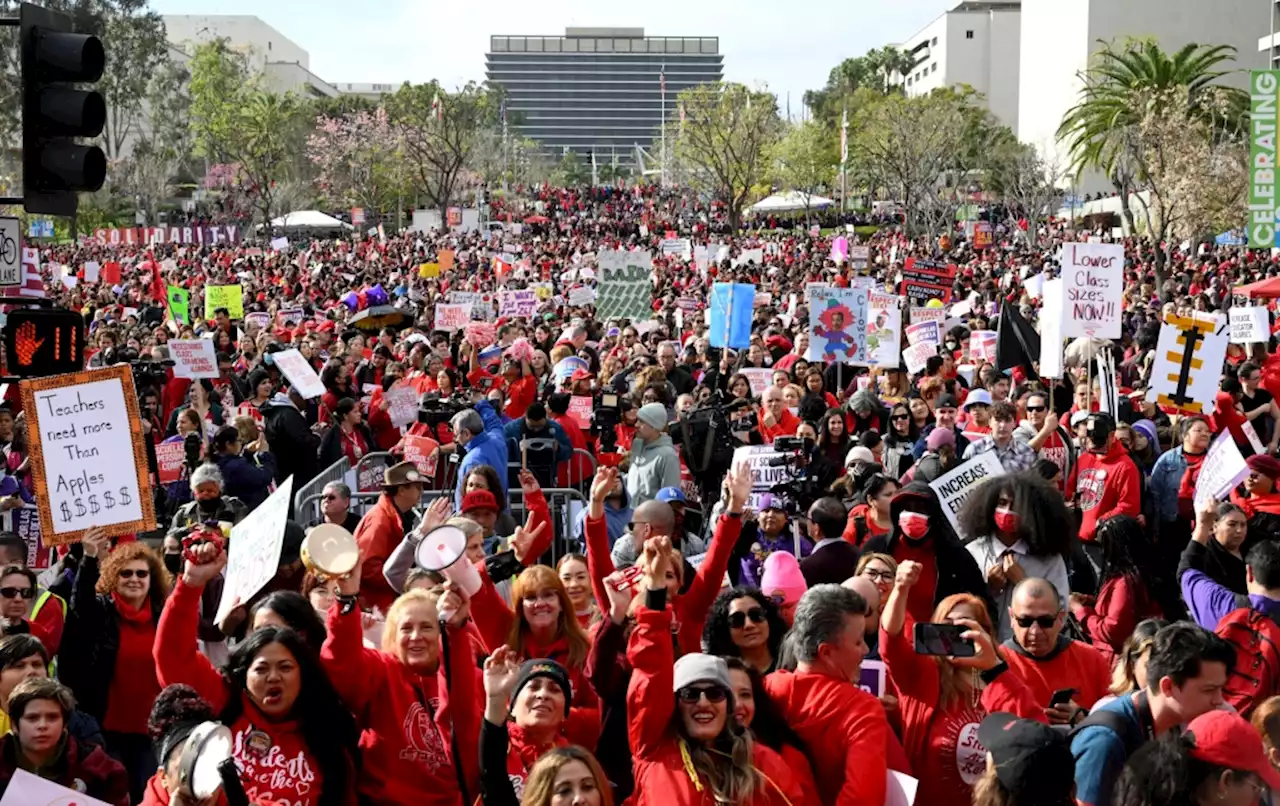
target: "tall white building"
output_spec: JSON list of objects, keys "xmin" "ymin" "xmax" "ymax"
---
[
  {"xmin": 163, "ymin": 14, "xmax": 340, "ymax": 98},
  {"xmin": 1019, "ymin": 0, "xmax": 1265, "ymax": 192},
  {"xmin": 891, "ymin": 1, "xmax": 1022, "ymax": 132}
]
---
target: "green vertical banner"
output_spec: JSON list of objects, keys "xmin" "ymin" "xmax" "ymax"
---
[
  {"xmin": 167, "ymin": 285, "xmax": 189, "ymax": 324},
  {"xmin": 1249, "ymin": 70, "xmax": 1280, "ymax": 249}
]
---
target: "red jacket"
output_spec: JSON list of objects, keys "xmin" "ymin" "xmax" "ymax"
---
[
  {"xmin": 1069, "ymin": 574, "xmax": 1163, "ymax": 667},
  {"xmin": 1066, "ymin": 440, "xmax": 1142, "ymax": 542},
  {"xmin": 1231, "ymin": 488, "xmax": 1280, "ymax": 518},
  {"xmin": 763, "ymin": 670, "xmax": 887, "ymax": 805},
  {"xmin": 320, "ymin": 602, "xmax": 481, "ymax": 806},
  {"xmin": 1001, "ymin": 638, "xmax": 1113, "ymax": 710},
  {"xmin": 353, "ymin": 494, "xmax": 409, "ymax": 612},
  {"xmin": 551, "ymin": 412, "xmax": 593, "ymax": 488},
  {"xmin": 154, "ymin": 580, "xmax": 346, "ymax": 806},
  {"xmin": 584, "ymin": 510, "xmax": 740, "ymax": 657},
  {"xmin": 0, "ymin": 734, "xmax": 129, "ymax": 806},
  {"xmin": 504, "ymin": 375, "xmax": 537, "ymax": 420},
  {"xmin": 626, "ymin": 606, "xmax": 810, "ymax": 805},
  {"xmin": 758, "ymin": 408, "xmax": 800, "ymax": 444}
]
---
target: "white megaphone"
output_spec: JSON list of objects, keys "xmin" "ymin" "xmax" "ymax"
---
[{"xmin": 415, "ymin": 524, "xmax": 482, "ymax": 611}]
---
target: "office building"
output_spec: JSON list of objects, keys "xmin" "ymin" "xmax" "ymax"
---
[
  {"xmin": 485, "ymin": 27, "xmax": 723, "ymax": 165},
  {"xmin": 891, "ymin": 1, "xmax": 1022, "ymax": 132}
]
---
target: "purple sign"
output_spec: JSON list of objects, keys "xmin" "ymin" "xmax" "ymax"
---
[{"xmin": 858, "ymin": 659, "xmax": 886, "ymax": 698}]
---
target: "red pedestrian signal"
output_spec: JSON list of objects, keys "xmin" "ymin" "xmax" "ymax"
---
[{"xmin": 4, "ymin": 307, "xmax": 84, "ymax": 377}]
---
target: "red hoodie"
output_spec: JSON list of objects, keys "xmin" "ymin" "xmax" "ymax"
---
[{"xmin": 1065, "ymin": 440, "xmax": 1142, "ymax": 542}]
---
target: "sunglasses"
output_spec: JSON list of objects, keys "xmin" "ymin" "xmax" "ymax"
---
[
  {"xmin": 677, "ymin": 686, "xmax": 728, "ymax": 704},
  {"xmin": 322, "ymin": 494, "xmax": 341, "ymax": 501},
  {"xmin": 1014, "ymin": 614, "xmax": 1057, "ymax": 629},
  {"xmin": 891, "ymin": 414, "xmax": 910, "ymax": 421},
  {"xmin": 1026, "ymin": 405, "xmax": 1046, "ymax": 413},
  {"xmin": 0, "ymin": 587, "xmax": 33, "ymax": 600},
  {"xmin": 729, "ymin": 608, "xmax": 767, "ymax": 629},
  {"xmin": 118, "ymin": 569, "xmax": 150, "ymax": 580},
  {"xmin": 627, "ymin": 521, "xmax": 651, "ymax": 532}
]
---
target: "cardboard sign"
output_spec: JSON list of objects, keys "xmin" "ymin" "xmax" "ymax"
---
[
  {"xmin": 901, "ymin": 257, "xmax": 956, "ymax": 307},
  {"xmin": 902, "ymin": 341, "xmax": 937, "ymax": 375},
  {"xmin": 968, "ymin": 330, "xmax": 997, "ymax": 362},
  {"xmin": 384, "ymin": 385, "xmax": 419, "ymax": 429},
  {"xmin": 567, "ymin": 286, "xmax": 596, "ymax": 307},
  {"xmin": 1229, "ymin": 306, "xmax": 1270, "ymax": 344},
  {"xmin": 498, "ymin": 288, "xmax": 538, "ymax": 318},
  {"xmin": 276, "ymin": 309, "xmax": 305, "ymax": 328},
  {"xmin": 1147, "ymin": 311, "xmax": 1228, "ymax": 415},
  {"xmin": 433, "ymin": 303, "xmax": 470, "ymax": 332},
  {"xmin": 216, "ymin": 476, "xmax": 293, "ymax": 622},
  {"xmin": 928, "ymin": 452, "xmax": 1006, "ymax": 538},
  {"xmin": 402, "ymin": 435, "xmax": 440, "ymax": 477},
  {"xmin": 20, "ymin": 365, "xmax": 156, "ymax": 545},
  {"xmin": 1040, "ymin": 278, "xmax": 1065, "ymax": 378},
  {"xmin": 418, "ymin": 262, "xmax": 441, "ymax": 279},
  {"xmin": 1060, "ymin": 242, "xmax": 1123, "ymax": 339},
  {"xmin": 740, "ymin": 368, "xmax": 773, "ymax": 399},
  {"xmin": 806, "ymin": 281, "xmax": 873, "ymax": 365},
  {"xmin": 273, "ymin": 349, "xmax": 325, "ymax": 400},
  {"xmin": 167, "ymin": 285, "xmax": 189, "ymax": 324},
  {"xmin": 204, "ymin": 284, "xmax": 244, "ymax": 320},
  {"xmin": 1194, "ymin": 431, "xmax": 1250, "ymax": 510},
  {"xmin": 597, "ymin": 249, "xmax": 654, "ymax": 321},
  {"xmin": 169, "ymin": 338, "xmax": 220, "ymax": 379},
  {"xmin": 156, "ymin": 440, "xmax": 186, "ymax": 484},
  {"xmin": 0, "ymin": 768, "xmax": 113, "ymax": 806},
  {"xmin": 567, "ymin": 395, "xmax": 593, "ymax": 429}
]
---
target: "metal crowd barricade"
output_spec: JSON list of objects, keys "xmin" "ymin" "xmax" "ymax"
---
[{"xmin": 293, "ymin": 457, "xmax": 350, "ymax": 525}]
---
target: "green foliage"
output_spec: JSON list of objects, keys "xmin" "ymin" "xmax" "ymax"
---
[
  {"xmin": 385, "ymin": 81, "xmax": 498, "ymax": 214},
  {"xmin": 771, "ymin": 120, "xmax": 838, "ymax": 197},
  {"xmin": 551, "ymin": 151, "xmax": 589, "ymax": 186},
  {"xmin": 804, "ymin": 46, "xmax": 914, "ymax": 124}
]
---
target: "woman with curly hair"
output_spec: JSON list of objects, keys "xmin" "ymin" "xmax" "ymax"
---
[
  {"xmin": 1069, "ymin": 515, "xmax": 1166, "ymax": 666},
  {"xmin": 59, "ymin": 529, "xmax": 171, "ymax": 802},
  {"xmin": 702, "ymin": 587, "xmax": 788, "ymax": 674},
  {"xmin": 141, "ymin": 684, "xmax": 221, "ymax": 805},
  {"xmin": 155, "ymin": 545, "xmax": 358, "ymax": 806},
  {"xmin": 960, "ymin": 473, "xmax": 1073, "ymax": 642}
]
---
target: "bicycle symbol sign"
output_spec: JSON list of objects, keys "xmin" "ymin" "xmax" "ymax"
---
[{"xmin": 0, "ymin": 217, "xmax": 20, "ymax": 287}]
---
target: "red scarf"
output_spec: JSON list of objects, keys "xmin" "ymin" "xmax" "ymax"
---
[{"xmin": 103, "ymin": 592, "xmax": 160, "ymax": 735}]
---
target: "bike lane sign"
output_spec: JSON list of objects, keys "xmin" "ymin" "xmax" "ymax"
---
[{"xmin": 0, "ymin": 218, "xmax": 20, "ymax": 287}]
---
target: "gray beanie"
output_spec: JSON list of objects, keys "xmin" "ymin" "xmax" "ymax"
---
[
  {"xmin": 672, "ymin": 653, "xmax": 730, "ymax": 693},
  {"xmin": 637, "ymin": 402, "xmax": 668, "ymax": 431}
]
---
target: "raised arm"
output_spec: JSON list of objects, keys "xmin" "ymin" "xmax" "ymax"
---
[
  {"xmin": 153, "ymin": 542, "xmax": 230, "ymax": 711},
  {"xmin": 626, "ymin": 538, "xmax": 678, "ymax": 760},
  {"xmin": 479, "ymin": 646, "xmax": 523, "ymax": 806},
  {"xmin": 879, "ymin": 559, "xmax": 942, "ymax": 704},
  {"xmin": 322, "ymin": 558, "xmax": 393, "ymax": 715},
  {"xmin": 584, "ymin": 467, "xmax": 620, "ymax": 609},
  {"xmin": 383, "ymin": 497, "xmax": 454, "ymax": 594},
  {"xmin": 682, "ymin": 462, "xmax": 750, "ymax": 619}
]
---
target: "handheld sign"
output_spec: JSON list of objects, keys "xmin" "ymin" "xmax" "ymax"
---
[
  {"xmin": 169, "ymin": 338, "xmax": 219, "ymax": 379},
  {"xmin": 402, "ymin": 435, "xmax": 440, "ymax": 477},
  {"xmin": 384, "ymin": 386, "xmax": 419, "ymax": 429},
  {"xmin": 0, "ymin": 768, "xmax": 113, "ymax": 806},
  {"xmin": 1194, "ymin": 432, "xmax": 1250, "ymax": 511},
  {"xmin": 216, "ymin": 476, "xmax": 294, "ymax": 623},
  {"xmin": 273, "ymin": 348, "xmax": 326, "ymax": 400},
  {"xmin": 1060, "ymin": 242, "xmax": 1123, "ymax": 340},
  {"xmin": 928, "ymin": 452, "xmax": 1006, "ymax": 539},
  {"xmin": 20, "ymin": 365, "xmax": 156, "ymax": 545},
  {"xmin": 204, "ymin": 284, "xmax": 244, "ymax": 320}
]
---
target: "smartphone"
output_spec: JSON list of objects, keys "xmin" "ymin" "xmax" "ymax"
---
[
  {"xmin": 1049, "ymin": 688, "xmax": 1078, "ymax": 707},
  {"xmin": 913, "ymin": 623, "xmax": 977, "ymax": 657}
]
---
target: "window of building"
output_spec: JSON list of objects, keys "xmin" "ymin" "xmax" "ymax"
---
[
  {"xmin": 597, "ymin": 38, "xmax": 612, "ymax": 51},
  {"xmin": 580, "ymin": 38, "xmax": 594, "ymax": 51},
  {"xmin": 528, "ymin": 37, "xmax": 543, "ymax": 51},
  {"xmin": 931, "ymin": 37, "xmax": 937, "ymax": 46},
  {"xmin": 614, "ymin": 38, "xmax": 630, "ymax": 52},
  {"xmin": 511, "ymin": 37, "xmax": 526, "ymax": 51},
  {"xmin": 907, "ymin": 78, "xmax": 912, "ymax": 86},
  {"xmin": 965, "ymin": 30, "xmax": 974, "ymax": 39},
  {"xmin": 931, "ymin": 62, "xmax": 937, "ymax": 73},
  {"xmin": 701, "ymin": 39, "xmax": 716, "ymax": 53},
  {"xmin": 563, "ymin": 38, "xmax": 577, "ymax": 52},
  {"xmin": 546, "ymin": 38, "xmax": 560, "ymax": 52},
  {"xmin": 492, "ymin": 37, "xmax": 509, "ymax": 51}
]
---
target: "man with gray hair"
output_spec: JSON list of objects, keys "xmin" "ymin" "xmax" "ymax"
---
[
  {"xmin": 321, "ymin": 481, "xmax": 360, "ymax": 533},
  {"xmin": 166, "ymin": 462, "xmax": 248, "ymax": 541},
  {"xmin": 765, "ymin": 584, "xmax": 890, "ymax": 805},
  {"xmin": 451, "ymin": 396, "xmax": 509, "ymax": 509}
]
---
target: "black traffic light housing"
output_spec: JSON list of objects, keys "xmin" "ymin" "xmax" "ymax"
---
[
  {"xmin": 3, "ymin": 306, "xmax": 86, "ymax": 378},
  {"xmin": 20, "ymin": 2, "xmax": 107, "ymax": 217}
]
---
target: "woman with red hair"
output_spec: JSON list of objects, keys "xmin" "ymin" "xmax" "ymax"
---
[{"xmin": 880, "ymin": 559, "xmax": 1044, "ymax": 806}]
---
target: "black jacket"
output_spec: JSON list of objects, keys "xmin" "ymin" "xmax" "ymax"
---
[
  {"xmin": 58, "ymin": 556, "xmax": 164, "ymax": 724},
  {"xmin": 318, "ymin": 422, "xmax": 377, "ymax": 470},
  {"xmin": 863, "ymin": 481, "xmax": 993, "ymax": 615},
  {"xmin": 801, "ymin": 540, "xmax": 862, "ymax": 588},
  {"xmin": 262, "ymin": 399, "xmax": 320, "ymax": 488}
]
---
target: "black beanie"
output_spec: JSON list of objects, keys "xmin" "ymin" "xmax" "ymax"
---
[{"xmin": 510, "ymin": 658, "xmax": 572, "ymax": 716}]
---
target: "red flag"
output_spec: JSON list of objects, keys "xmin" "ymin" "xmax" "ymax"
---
[
  {"xmin": 147, "ymin": 259, "xmax": 165, "ymax": 303},
  {"xmin": 102, "ymin": 261, "xmax": 121, "ymax": 285}
]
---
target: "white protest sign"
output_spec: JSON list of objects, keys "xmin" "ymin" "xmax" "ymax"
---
[
  {"xmin": 1146, "ymin": 311, "xmax": 1228, "ymax": 416},
  {"xmin": 928, "ymin": 452, "xmax": 1006, "ymax": 538},
  {"xmin": 857, "ymin": 658, "xmax": 886, "ymax": 698},
  {"xmin": 1194, "ymin": 431, "xmax": 1250, "ymax": 511},
  {"xmin": 902, "ymin": 342, "xmax": 937, "ymax": 375},
  {"xmin": 740, "ymin": 368, "xmax": 773, "ymax": 399},
  {"xmin": 84, "ymin": 260, "xmax": 100, "ymax": 283},
  {"xmin": 0, "ymin": 768, "xmax": 112, "ymax": 806},
  {"xmin": 169, "ymin": 338, "xmax": 220, "ymax": 379},
  {"xmin": 969, "ymin": 330, "xmax": 998, "ymax": 362},
  {"xmin": 905, "ymin": 321, "xmax": 940, "ymax": 347},
  {"xmin": 273, "ymin": 348, "xmax": 326, "ymax": 399},
  {"xmin": 1244, "ymin": 420, "xmax": 1268, "ymax": 456},
  {"xmin": 449, "ymin": 291, "xmax": 485, "ymax": 317},
  {"xmin": 1060, "ymin": 242, "xmax": 1123, "ymax": 339},
  {"xmin": 384, "ymin": 385, "xmax": 419, "ymax": 429},
  {"xmin": 1024, "ymin": 273, "xmax": 1045, "ymax": 300},
  {"xmin": 732, "ymin": 248, "xmax": 764, "ymax": 268},
  {"xmin": 568, "ymin": 286, "xmax": 596, "ymax": 307},
  {"xmin": 433, "ymin": 303, "xmax": 471, "ymax": 332},
  {"xmin": 1039, "ymin": 278, "xmax": 1065, "ymax": 378},
  {"xmin": 732, "ymin": 444, "xmax": 790, "ymax": 510},
  {"xmin": 270, "ymin": 236, "xmax": 289, "ymax": 251},
  {"xmin": 22, "ymin": 365, "xmax": 154, "ymax": 543},
  {"xmin": 867, "ymin": 292, "xmax": 902, "ymax": 369},
  {"xmin": 498, "ymin": 288, "xmax": 538, "ymax": 318},
  {"xmin": 216, "ymin": 476, "xmax": 294, "ymax": 622},
  {"xmin": 1229, "ymin": 306, "xmax": 1270, "ymax": 344},
  {"xmin": 244, "ymin": 311, "xmax": 271, "ymax": 331}
]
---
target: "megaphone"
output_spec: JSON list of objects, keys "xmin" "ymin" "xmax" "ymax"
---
[
  {"xmin": 300, "ymin": 524, "xmax": 359, "ymax": 582},
  {"xmin": 177, "ymin": 721, "xmax": 233, "ymax": 800},
  {"xmin": 415, "ymin": 524, "xmax": 482, "ymax": 602}
]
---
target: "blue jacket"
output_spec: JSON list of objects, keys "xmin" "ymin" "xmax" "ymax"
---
[
  {"xmin": 1149, "ymin": 447, "xmax": 1192, "ymax": 523},
  {"xmin": 503, "ymin": 418, "xmax": 573, "ymax": 465},
  {"xmin": 455, "ymin": 400, "xmax": 510, "ymax": 508},
  {"xmin": 213, "ymin": 451, "xmax": 277, "ymax": 511}
]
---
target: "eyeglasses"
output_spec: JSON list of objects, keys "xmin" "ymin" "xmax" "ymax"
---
[
  {"xmin": 729, "ymin": 608, "xmax": 767, "ymax": 629},
  {"xmin": 891, "ymin": 414, "xmax": 910, "ymax": 421},
  {"xmin": 861, "ymin": 570, "xmax": 894, "ymax": 584},
  {"xmin": 118, "ymin": 569, "xmax": 150, "ymax": 580},
  {"xmin": 0, "ymin": 587, "xmax": 33, "ymax": 600},
  {"xmin": 627, "ymin": 521, "xmax": 651, "ymax": 532},
  {"xmin": 677, "ymin": 686, "xmax": 727, "ymax": 704},
  {"xmin": 1014, "ymin": 614, "xmax": 1058, "ymax": 629},
  {"xmin": 321, "ymin": 494, "xmax": 342, "ymax": 501},
  {"xmin": 1026, "ymin": 405, "xmax": 1046, "ymax": 413}
]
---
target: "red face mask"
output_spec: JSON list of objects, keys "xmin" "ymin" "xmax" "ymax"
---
[
  {"xmin": 899, "ymin": 511, "xmax": 930, "ymax": 540},
  {"xmin": 993, "ymin": 506, "xmax": 1020, "ymax": 534}
]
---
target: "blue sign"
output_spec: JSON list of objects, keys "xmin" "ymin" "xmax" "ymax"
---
[
  {"xmin": 708, "ymin": 283, "xmax": 754, "ymax": 350},
  {"xmin": 27, "ymin": 219, "xmax": 52, "ymax": 238}
]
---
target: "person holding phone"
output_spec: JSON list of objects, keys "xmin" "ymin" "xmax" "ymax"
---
[{"xmin": 880, "ymin": 559, "xmax": 1043, "ymax": 806}]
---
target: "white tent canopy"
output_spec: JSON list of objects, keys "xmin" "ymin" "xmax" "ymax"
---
[
  {"xmin": 750, "ymin": 191, "xmax": 835, "ymax": 214},
  {"xmin": 268, "ymin": 210, "xmax": 354, "ymax": 230}
]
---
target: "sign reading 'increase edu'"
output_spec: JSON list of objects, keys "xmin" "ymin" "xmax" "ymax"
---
[{"xmin": 1250, "ymin": 70, "xmax": 1280, "ymax": 249}]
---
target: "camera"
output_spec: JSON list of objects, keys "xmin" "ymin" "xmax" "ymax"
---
[
  {"xmin": 591, "ymin": 391, "xmax": 621, "ymax": 457},
  {"xmin": 767, "ymin": 436, "xmax": 823, "ymax": 512},
  {"xmin": 771, "ymin": 436, "xmax": 814, "ymax": 454},
  {"xmin": 418, "ymin": 392, "xmax": 469, "ymax": 428},
  {"xmin": 184, "ymin": 432, "xmax": 203, "ymax": 471},
  {"xmin": 673, "ymin": 391, "xmax": 751, "ymax": 504}
]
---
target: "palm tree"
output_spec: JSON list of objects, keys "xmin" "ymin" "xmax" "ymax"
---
[{"xmin": 1057, "ymin": 40, "xmax": 1247, "ymax": 240}]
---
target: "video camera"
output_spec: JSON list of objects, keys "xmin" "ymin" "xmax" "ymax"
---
[
  {"xmin": 418, "ymin": 392, "xmax": 471, "ymax": 429},
  {"xmin": 672, "ymin": 391, "xmax": 754, "ymax": 503},
  {"xmin": 590, "ymin": 391, "xmax": 622, "ymax": 460},
  {"xmin": 766, "ymin": 435, "xmax": 824, "ymax": 514}
]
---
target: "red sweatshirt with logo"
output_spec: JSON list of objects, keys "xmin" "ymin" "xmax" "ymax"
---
[{"xmin": 1065, "ymin": 440, "xmax": 1142, "ymax": 542}]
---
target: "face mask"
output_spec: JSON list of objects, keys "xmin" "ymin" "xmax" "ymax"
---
[
  {"xmin": 899, "ymin": 511, "xmax": 930, "ymax": 540},
  {"xmin": 163, "ymin": 552, "xmax": 183, "ymax": 575},
  {"xmin": 993, "ymin": 506, "xmax": 1020, "ymax": 534}
]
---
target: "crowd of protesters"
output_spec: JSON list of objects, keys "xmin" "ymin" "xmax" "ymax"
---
[{"xmin": 0, "ymin": 182, "xmax": 1274, "ymax": 806}]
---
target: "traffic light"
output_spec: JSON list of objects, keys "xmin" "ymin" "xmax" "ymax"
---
[
  {"xmin": 20, "ymin": 2, "xmax": 107, "ymax": 217},
  {"xmin": 4, "ymin": 307, "xmax": 85, "ymax": 378}
]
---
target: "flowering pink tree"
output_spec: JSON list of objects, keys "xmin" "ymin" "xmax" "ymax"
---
[{"xmin": 306, "ymin": 107, "xmax": 406, "ymax": 215}]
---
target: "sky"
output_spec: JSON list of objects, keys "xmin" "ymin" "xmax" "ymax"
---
[{"xmin": 147, "ymin": 0, "xmax": 955, "ymax": 116}]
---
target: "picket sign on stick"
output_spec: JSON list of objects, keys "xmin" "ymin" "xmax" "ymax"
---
[{"xmin": 216, "ymin": 477, "xmax": 294, "ymax": 622}]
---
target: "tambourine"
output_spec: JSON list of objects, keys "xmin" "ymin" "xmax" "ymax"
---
[
  {"xmin": 301, "ymin": 524, "xmax": 358, "ymax": 581},
  {"xmin": 177, "ymin": 721, "xmax": 233, "ymax": 799},
  {"xmin": 181, "ymin": 521, "xmax": 229, "ymax": 565}
]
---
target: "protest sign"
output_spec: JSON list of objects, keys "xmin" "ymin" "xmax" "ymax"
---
[
  {"xmin": 969, "ymin": 330, "xmax": 998, "ymax": 362},
  {"xmin": 903, "ymin": 341, "xmax": 937, "ymax": 375},
  {"xmin": 929, "ymin": 452, "xmax": 1006, "ymax": 538},
  {"xmin": 1229, "ymin": 306, "xmax": 1270, "ymax": 344},
  {"xmin": 1024, "ymin": 273, "xmax": 1045, "ymax": 300},
  {"xmin": 244, "ymin": 311, "xmax": 271, "ymax": 331},
  {"xmin": 433, "ymin": 303, "xmax": 470, "ymax": 332},
  {"xmin": 1060, "ymin": 242, "xmax": 1123, "ymax": 339},
  {"xmin": 169, "ymin": 338, "xmax": 220, "ymax": 379},
  {"xmin": 270, "ymin": 236, "xmax": 289, "ymax": 251},
  {"xmin": 11, "ymin": 507, "xmax": 50, "ymax": 570},
  {"xmin": 216, "ymin": 477, "xmax": 293, "ymax": 622},
  {"xmin": 905, "ymin": 321, "xmax": 940, "ymax": 347},
  {"xmin": 166, "ymin": 286, "xmax": 189, "ymax": 324},
  {"xmin": 94, "ymin": 225, "xmax": 240, "ymax": 247},
  {"xmin": 156, "ymin": 440, "xmax": 186, "ymax": 484},
  {"xmin": 276, "ymin": 309, "xmax": 305, "ymax": 328},
  {"xmin": 418, "ymin": 262, "xmax": 441, "ymax": 279},
  {"xmin": 384, "ymin": 385, "xmax": 419, "ymax": 429},
  {"xmin": 973, "ymin": 220, "xmax": 993, "ymax": 250},
  {"xmin": 20, "ymin": 365, "xmax": 156, "ymax": 544},
  {"xmin": 1194, "ymin": 431, "xmax": 1250, "ymax": 510},
  {"xmin": 449, "ymin": 291, "xmax": 485, "ymax": 317},
  {"xmin": 830, "ymin": 235, "xmax": 848, "ymax": 264},
  {"xmin": 731, "ymin": 248, "xmax": 764, "ymax": 268},
  {"xmin": 901, "ymin": 257, "xmax": 956, "ymax": 307},
  {"xmin": 732, "ymin": 444, "xmax": 791, "ymax": 511},
  {"xmin": 709, "ymin": 283, "xmax": 755, "ymax": 349},
  {"xmin": 554, "ymin": 356, "xmax": 589, "ymax": 386},
  {"xmin": 402, "ymin": 435, "xmax": 440, "ymax": 477},
  {"xmin": 439, "ymin": 249, "xmax": 455, "ymax": 270},
  {"xmin": 806, "ymin": 282, "xmax": 872, "ymax": 364},
  {"xmin": 849, "ymin": 245, "xmax": 871, "ymax": 271},
  {"xmin": 597, "ymin": 250, "xmax": 653, "ymax": 320},
  {"xmin": 1244, "ymin": 421, "xmax": 1268, "ymax": 456},
  {"xmin": 499, "ymin": 288, "xmax": 538, "ymax": 317},
  {"xmin": 204, "ymin": 284, "xmax": 244, "ymax": 319},
  {"xmin": 660, "ymin": 238, "xmax": 691, "ymax": 260},
  {"xmin": 1147, "ymin": 311, "xmax": 1228, "ymax": 415},
  {"xmin": 567, "ymin": 286, "xmax": 596, "ymax": 307},
  {"xmin": 867, "ymin": 293, "xmax": 902, "ymax": 368},
  {"xmin": 273, "ymin": 349, "xmax": 326, "ymax": 399},
  {"xmin": 740, "ymin": 368, "xmax": 773, "ymax": 398},
  {"xmin": 858, "ymin": 659, "xmax": 887, "ymax": 698},
  {"xmin": 84, "ymin": 260, "xmax": 99, "ymax": 283},
  {"xmin": 0, "ymin": 768, "xmax": 113, "ymax": 806},
  {"xmin": 1040, "ymin": 278, "xmax": 1065, "ymax": 378},
  {"xmin": 567, "ymin": 395, "xmax": 593, "ymax": 429}
]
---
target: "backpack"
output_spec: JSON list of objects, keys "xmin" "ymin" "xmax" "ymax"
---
[
  {"xmin": 1068, "ymin": 707, "xmax": 1144, "ymax": 758},
  {"xmin": 1215, "ymin": 606, "xmax": 1280, "ymax": 718}
]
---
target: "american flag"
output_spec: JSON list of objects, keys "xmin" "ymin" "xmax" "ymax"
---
[{"xmin": 19, "ymin": 248, "xmax": 44, "ymax": 298}]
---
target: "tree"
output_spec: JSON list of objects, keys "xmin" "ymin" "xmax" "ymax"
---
[
  {"xmin": 987, "ymin": 142, "xmax": 1067, "ymax": 247},
  {"xmin": 770, "ymin": 120, "xmax": 837, "ymax": 223},
  {"xmin": 306, "ymin": 107, "xmax": 406, "ymax": 215},
  {"xmin": 114, "ymin": 57, "xmax": 192, "ymax": 223},
  {"xmin": 98, "ymin": 5, "xmax": 168, "ymax": 161},
  {"xmin": 550, "ymin": 151, "xmax": 589, "ymax": 186},
  {"xmin": 804, "ymin": 47, "xmax": 913, "ymax": 124},
  {"xmin": 386, "ymin": 81, "xmax": 497, "ymax": 215},
  {"xmin": 673, "ymin": 82, "xmax": 783, "ymax": 230}
]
